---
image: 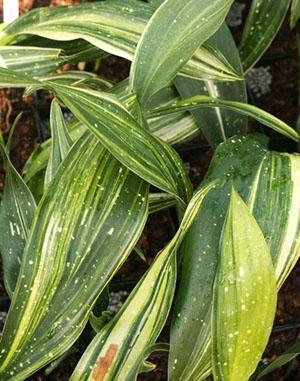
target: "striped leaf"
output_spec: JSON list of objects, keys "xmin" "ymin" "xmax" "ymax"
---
[
  {"xmin": 0, "ymin": 132, "xmax": 149, "ymax": 380},
  {"xmin": 0, "ymin": 67, "xmax": 41, "ymax": 88},
  {"xmin": 0, "ymin": 46, "xmax": 62, "ymax": 76},
  {"xmin": 148, "ymin": 96, "xmax": 299, "ymax": 142},
  {"xmin": 44, "ymin": 99, "xmax": 73, "ymax": 187},
  {"xmin": 239, "ymin": 0, "xmax": 290, "ymax": 72},
  {"xmin": 70, "ymin": 182, "xmax": 215, "ymax": 381},
  {"xmin": 130, "ymin": 0, "xmax": 233, "ymax": 106},
  {"xmin": 174, "ymin": 24, "xmax": 247, "ymax": 148},
  {"xmin": 0, "ymin": 1, "xmax": 240, "ymax": 84},
  {"xmin": 48, "ymin": 82, "xmax": 192, "ymax": 207},
  {"xmin": 291, "ymin": 0, "xmax": 300, "ymax": 28},
  {"xmin": 0, "ymin": 143, "xmax": 36, "ymax": 298},
  {"xmin": 169, "ymin": 134, "xmax": 300, "ymax": 381},
  {"xmin": 212, "ymin": 188, "xmax": 277, "ymax": 381}
]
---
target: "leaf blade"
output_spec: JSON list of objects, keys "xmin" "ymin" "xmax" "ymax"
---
[{"xmin": 212, "ymin": 188, "xmax": 277, "ymax": 381}]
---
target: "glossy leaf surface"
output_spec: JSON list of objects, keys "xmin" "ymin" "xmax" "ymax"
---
[
  {"xmin": 212, "ymin": 188, "xmax": 277, "ymax": 381},
  {"xmin": 169, "ymin": 135, "xmax": 300, "ymax": 381},
  {"xmin": 149, "ymin": 96, "xmax": 299, "ymax": 142},
  {"xmin": 49, "ymin": 82, "xmax": 192, "ymax": 207},
  {"xmin": 174, "ymin": 24, "xmax": 247, "ymax": 148},
  {"xmin": 239, "ymin": 0, "xmax": 290, "ymax": 72},
  {"xmin": 70, "ymin": 182, "xmax": 215, "ymax": 381},
  {"xmin": 0, "ymin": 1, "xmax": 239, "ymax": 84},
  {"xmin": 130, "ymin": 0, "xmax": 233, "ymax": 105},
  {"xmin": 44, "ymin": 99, "xmax": 73, "ymax": 187},
  {"xmin": 0, "ymin": 132, "xmax": 148, "ymax": 380},
  {"xmin": 0, "ymin": 144, "xmax": 36, "ymax": 297}
]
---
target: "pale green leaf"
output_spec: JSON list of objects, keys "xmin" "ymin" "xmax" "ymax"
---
[
  {"xmin": 0, "ymin": 132, "xmax": 149, "ymax": 380},
  {"xmin": 130, "ymin": 0, "xmax": 233, "ymax": 105},
  {"xmin": 44, "ymin": 99, "xmax": 73, "ymax": 187},
  {"xmin": 239, "ymin": 0, "xmax": 290, "ymax": 72},
  {"xmin": 70, "ymin": 182, "xmax": 215, "ymax": 381},
  {"xmin": 212, "ymin": 188, "xmax": 277, "ymax": 381},
  {"xmin": 148, "ymin": 96, "xmax": 299, "ymax": 142}
]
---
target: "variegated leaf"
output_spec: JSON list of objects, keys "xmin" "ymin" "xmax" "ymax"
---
[
  {"xmin": 48, "ymin": 82, "xmax": 192, "ymax": 207},
  {"xmin": 239, "ymin": 0, "xmax": 290, "ymax": 72},
  {"xmin": 0, "ymin": 1, "xmax": 240, "ymax": 83},
  {"xmin": 174, "ymin": 24, "xmax": 247, "ymax": 148},
  {"xmin": 130, "ymin": 0, "xmax": 233, "ymax": 106},
  {"xmin": 0, "ymin": 143, "xmax": 36, "ymax": 297},
  {"xmin": 0, "ymin": 132, "xmax": 149, "ymax": 380},
  {"xmin": 148, "ymin": 95, "xmax": 299, "ymax": 142},
  {"xmin": 70, "ymin": 182, "xmax": 215, "ymax": 381},
  {"xmin": 212, "ymin": 188, "xmax": 277, "ymax": 381},
  {"xmin": 169, "ymin": 135, "xmax": 300, "ymax": 381},
  {"xmin": 44, "ymin": 99, "xmax": 73, "ymax": 187}
]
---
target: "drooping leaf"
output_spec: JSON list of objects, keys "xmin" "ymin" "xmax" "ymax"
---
[
  {"xmin": 169, "ymin": 134, "xmax": 300, "ymax": 381},
  {"xmin": 47, "ymin": 82, "xmax": 192, "ymax": 207},
  {"xmin": 239, "ymin": 0, "xmax": 290, "ymax": 72},
  {"xmin": 70, "ymin": 182, "xmax": 215, "ymax": 381},
  {"xmin": 44, "ymin": 99, "xmax": 73, "ymax": 187},
  {"xmin": 255, "ymin": 335, "xmax": 300, "ymax": 379},
  {"xmin": 291, "ymin": 0, "xmax": 300, "ymax": 28},
  {"xmin": 130, "ymin": 0, "xmax": 233, "ymax": 106},
  {"xmin": 212, "ymin": 188, "xmax": 277, "ymax": 381},
  {"xmin": 174, "ymin": 24, "xmax": 247, "ymax": 148},
  {"xmin": 0, "ymin": 1, "xmax": 240, "ymax": 84},
  {"xmin": 0, "ymin": 132, "xmax": 149, "ymax": 380},
  {"xmin": 0, "ymin": 144, "xmax": 36, "ymax": 298},
  {"xmin": 148, "ymin": 96, "xmax": 299, "ymax": 142}
]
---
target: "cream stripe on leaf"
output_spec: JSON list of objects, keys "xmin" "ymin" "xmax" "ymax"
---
[
  {"xmin": 0, "ymin": 143, "xmax": 36, "ymax": 298},
  {"xmin": 47, "ymin": 82, "xmax": 192, "ymax": 207},
  {"xmin": 130, "ymin": 0, "xmax": 234, "ymax": 106},
  {"xmin": 0, "ymin": 1, "xmax": 240, "ymax": 83},
  {"xmin": 0, "ymin": 132, "xmax": 149, "ymax": 380},
  {"xmin": 148, "ymin": 96, "xmax": 300, "ymax": 142},
  {"xmin": 169, "ymin": 134, "xmax": 300, "ymax": 381},
  {"xmin": 70, "ymin": 182, "xmax": 215, "ymax": 381}
]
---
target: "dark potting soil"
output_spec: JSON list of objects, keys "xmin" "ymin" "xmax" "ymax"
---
[{"xmin": 0, "ymin": 0, "xmax": 299, "ymax": 380}]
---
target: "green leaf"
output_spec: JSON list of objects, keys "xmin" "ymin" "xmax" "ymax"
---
[
  {"xmin": 169, "ymin": 135, "xmax": 300, "ymax": 381},
  {"xmin": 212, "ymin": 188, "xmax": 277, "ymax": 381},
  {"xmin": 255, "ymin": 335, "xmax": 300, "ymax": 379},
  {"xmin": 70, "ymin": 182, "xmax": 215, "ymax": 381},
  {"xmin": 0, "ymin": 144, "xmax": 36, "ymax": 297},
  {"xmin": 130, "ymin": 0, "xmax": 233, "ymax": 106},
  {"xmin": 291, "ymin": 0, "xmax": 300, "ymax": 28},
  {"xmin": 0, "ymin": 67, "xmax": 41, "ymax": 88},
  {"xmin": 0, "ymin": 132, "xmax": 149, "ymax": 380},
  {"xmin": 148, "ymin": 96, "xmax": 299, "ymax": 142},
  {"xmin": 239, "ymin": 0, "xmax": 290, "ymax": 72},
  {"xmin": 44, "ymin": 99, "xmax": 73, "ymax": 187},
  {"xmin": 0, "ymin": 1, "xmax": 240, "ymax": 84},
  {"xmin": 48, "ymin": 82, "xmax": 192, "ymax": 207},
  {"xmin": 174, "ymin": 24, "xmax": 247, "ymax": 148},
  {"xmin": 0, "ymin": 46, "xmax": 62, "ymax": 76}
]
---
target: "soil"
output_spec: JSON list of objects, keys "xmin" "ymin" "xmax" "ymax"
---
[{"xmin": 0, "ymin": 0, "xmax": 299, "ymax": 380}]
